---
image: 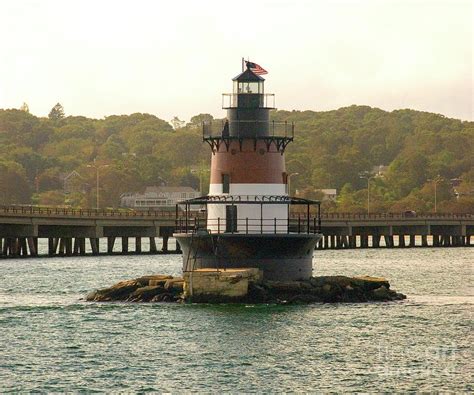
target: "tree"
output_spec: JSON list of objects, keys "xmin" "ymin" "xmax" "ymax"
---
[
  {"xmin": 188, "ymin": 113, "xmax": 214, "ymax": 127},
  {"xmin": 0, "ymin": 161, "xmax": 31, "ymax": 204},
  {"xmin": 48, "ymin": 103, "xmax": 65, "ymax": 120},
  {"xmin": 19, "ymin": 102, "xmax": 29, "ymax": 113},
  {"xmin": 170, "ymin": 116, "xmax": 185, "ymax": 130},
  {"xmin": 36, "ymin": 190, "xmax": 65, "ymax": 206}
]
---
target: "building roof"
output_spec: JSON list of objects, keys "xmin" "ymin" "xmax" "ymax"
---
[
  {"xmin": 232, "ymin": 68, "xmax": 265, "ymax": 82},
  {"xmin": 60, "ymin": 170, "xmax": 84, "ymax": 181},
  {"xmin": 144, "ymin": 186, "xmax": 197, "ymax": 193},
  {"xmin": 318, "ymin": 189, "xmax": 337, "ymax": 195}
]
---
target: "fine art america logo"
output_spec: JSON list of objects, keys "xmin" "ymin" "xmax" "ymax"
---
[{"xmin": 373, "ymin": 341, "xmax": 458, "ymax": 378}]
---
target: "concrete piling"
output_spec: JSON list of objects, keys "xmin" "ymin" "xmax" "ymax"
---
[{"xmin": 135, "ymin": 237, "xmax": 141, "ymax": 253}]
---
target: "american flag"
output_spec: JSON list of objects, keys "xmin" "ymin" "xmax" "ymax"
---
[{"xmin": 245, "ymin": 61, "xmax": 268, "ymax": 75}]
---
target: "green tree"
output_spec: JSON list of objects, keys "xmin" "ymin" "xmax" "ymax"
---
[
  {"xmin": 188, "ymin": 113, "xmax": 214, "ymax": 127},
  {"xmin": 0, "ymin": 160, "xmax": 31, "ymax": 204},
  {"xmin": 36, "ymin": 190, "xmax": 65, "ymax": 206},
  {"xmin": 170, "ymin": 116, "xmax": 185, "ymax": 130},
  {"xmin": 48, "ymin": 103, "xmax": 65, "ymax": 120}
]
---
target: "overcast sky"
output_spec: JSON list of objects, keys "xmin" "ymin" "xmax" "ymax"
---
[{"xmin": 0, "ymin": 0, "xmax": 472, "ymax": 122}]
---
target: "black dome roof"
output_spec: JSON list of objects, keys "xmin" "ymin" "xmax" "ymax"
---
[{"xmin": 232, "ymin": 68, "xmax": 265, "ymax": 82}]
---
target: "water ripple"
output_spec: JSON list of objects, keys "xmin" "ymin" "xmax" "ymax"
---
[{"xmin": 0, "ymin": 248, "xmax": 472, "ymax": 392}]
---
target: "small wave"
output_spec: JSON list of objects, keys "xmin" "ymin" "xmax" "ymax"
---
[{"xmin": 408, "ymin": 295, "xmax": 474, "ymax": 306}]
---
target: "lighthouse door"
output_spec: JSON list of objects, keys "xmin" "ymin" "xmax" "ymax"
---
[{"xmin": 225, "ymin": 205, "xmax": 238, "ymax": 233}]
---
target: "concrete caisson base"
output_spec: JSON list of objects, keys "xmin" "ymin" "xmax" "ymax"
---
[{"xmin": 174, "ymin": 233, "xmax": 322, "ymax": 281}]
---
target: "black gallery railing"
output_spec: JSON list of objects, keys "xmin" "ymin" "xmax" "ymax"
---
[
  {"xmin": 175, "ymin": 216, "xmax": 322, "ymax": 235},
  {"xmin": 175, "ymin": 195, "xmax": 322, "ymax": 235}
]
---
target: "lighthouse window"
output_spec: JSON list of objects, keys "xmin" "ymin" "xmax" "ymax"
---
[
  {"xmin": 237, "ymin": 82, "xmax": 262, "ymax": 94},
  {"xmin": 222, "ymin": 174, "xmax": 230, "ymax": 193}
]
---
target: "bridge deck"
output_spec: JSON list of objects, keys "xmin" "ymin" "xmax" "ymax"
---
[{"xmin": 0, "ymin": 206, "xmax": 472, "ymax": 257}]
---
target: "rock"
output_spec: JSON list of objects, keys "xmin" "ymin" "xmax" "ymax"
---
[
  {"xmin": 310, "ymin": 276, "xmax": 352, "ymax": 288},
  {"xmin": 319, "ymin": 283, "xmax": 344, "ymax": 303},
  {"xmin": 265, "ymin": 281, "xmax": 307, "ymax": 293},
  {"xmin": 164, "ymin": 278, "xmax": 184, "ymax": 292},
  {"xmin": 85, "ymin": 273, "xmax": 406, "ymax": 304},
  {"xmin": 88, "ymin": 279, "xmax": 141, "ymax": 301},
  {"xmin": 161, "ymin": 293, "xmax": 175, "ymax": 303},
  {"xmin": 288, "ymin": 293, "xmax": 323, "ymax": 303},
  {"xmin": 127, "ymin": 285, "xmax": 165, "ymax": 302},
  {"xmin": 150, "ymin": 292, "xmax": 178, "ymax": 303},
  {"xmin": 371, "ymin": 285, "xmax": 391, "ymax": 301},
  {"xmin": 85, "ymin": 290, "xmax": 99, "ymax": 301},
  {"xmin": 247, "ymin": 283, "xmax": 268, "ymax": 303},
  {"xmin": 137, "ymin": 275, "xmax": 173, "ymax": 287},
  {"xmin": 352, "ymin": 276, "xmax": 390, "ymax": 291}
]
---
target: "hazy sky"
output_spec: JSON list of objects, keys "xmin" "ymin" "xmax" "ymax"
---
[{"xmin": 1, "ymin": 0, "xmax": 472, "ymax": 122}]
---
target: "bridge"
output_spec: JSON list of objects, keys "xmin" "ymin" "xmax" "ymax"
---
[{"xmin": 0, "ymin": 206, "xmax": 472, "ymax": 258}]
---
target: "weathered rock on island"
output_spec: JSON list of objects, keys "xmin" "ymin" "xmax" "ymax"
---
[{"xmin": 85, "ymin": 273, "xmax": 406, "ymax": 304}]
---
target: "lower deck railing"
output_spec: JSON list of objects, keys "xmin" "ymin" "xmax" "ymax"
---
[{"xmin": 175, "ymin": 217, "xmax": 321, "ymax": 235}]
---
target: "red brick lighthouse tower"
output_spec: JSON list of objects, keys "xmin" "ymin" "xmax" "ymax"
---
[{"xmin": 174, "ymin": 62, "xmax": 322, "ymax": 281}]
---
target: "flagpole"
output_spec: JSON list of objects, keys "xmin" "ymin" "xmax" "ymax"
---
[{"xmin": 242, "ymin": 57, "xmax": 244, "ymax": 72}]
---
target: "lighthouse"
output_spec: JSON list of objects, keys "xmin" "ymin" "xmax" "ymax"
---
[{"xmin": 174, "ymin": 62, "xmax": 322, "ymax": 281}]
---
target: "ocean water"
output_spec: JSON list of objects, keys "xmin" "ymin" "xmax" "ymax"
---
[{"xmin": 0, "ymin": 246, "xmax": 472, "ymax": 392}]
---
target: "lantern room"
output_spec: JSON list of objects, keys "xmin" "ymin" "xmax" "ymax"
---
[{"xmin": 233, "ymin": 68, "xmax": 265, "ymax": 94}]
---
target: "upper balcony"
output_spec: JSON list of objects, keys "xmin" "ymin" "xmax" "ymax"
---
[
  {"xmin": 203, "ymin": 119, "xmax": 294, "ymax": 139},
  {"xmin": 202, "ymin": 119, "xmax": 294, "ymax": 153}
]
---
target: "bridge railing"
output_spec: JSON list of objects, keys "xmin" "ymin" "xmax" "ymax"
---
[
  {"xmin": 0, "ymin": 205, "xmax": 178, "ymax": 218},
  {"xmin": 314, "ymin": 212, "xmax": 473, "ymax": 220},
  {"xmin": 0, "ymin": 205, "xmax": 472, "ymax": 220}
]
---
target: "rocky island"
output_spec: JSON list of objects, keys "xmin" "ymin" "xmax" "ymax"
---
[{"xmin": 86, "ymin": 273, "xmax": 406, "ymax": 304}]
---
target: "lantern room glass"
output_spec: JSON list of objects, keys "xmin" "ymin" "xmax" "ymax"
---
[{"xmin": 233, "ymin": 81, "xmax": 264, "ymax": 94}]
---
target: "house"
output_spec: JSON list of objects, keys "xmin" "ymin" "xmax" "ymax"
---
[
  {"xmin": 120, "ymin": 186, "xmax": 200, "ymax": 209},
  {"xmin": 60, "ymin": 171, "xmax": 89, "ymax": 194},
  {"xmin": 371, "ymin": 165, "xmax": 389, "ymax": 177},
  {"xmin": 317, "ymin": 189, "xmax": 337, "ymax": 201},
  {"xmin": 295, "ymin": 188, "xmax": 337, "ymax": 201}
]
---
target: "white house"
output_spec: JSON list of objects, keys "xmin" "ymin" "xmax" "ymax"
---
[
  {"xmin": 120, "ymin": 186, "xmax": 199, "ymax": 209},
  {"xmin": 317, "ymin": 189, "xmax": 337, "ymax": 201}
]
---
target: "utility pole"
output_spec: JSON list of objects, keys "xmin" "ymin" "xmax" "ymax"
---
[
  {"xmin": 359, "ymin": 172, "xmax": 379, "ymax": 215},
  {"xmin": 87, "ymin": 159, "xmax": 109, "ymax": 209},
  {"xmin": 428, "ymin": 175, "xmax": 443, "ymax": 213},
  {"xmin": 287, "ymin": 172, "xmax": 299, "ymax": 196},
  {"xmin": 191, "ymin": 166, "xmax": 210, "ymax": 196}
]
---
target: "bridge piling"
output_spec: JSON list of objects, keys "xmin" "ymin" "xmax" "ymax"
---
[
  {"xmin": 66, "ymin": 238, "xmax": 73, "ymax": 256},
  {"xmin": 421, "ymin": 235, "xmax": 428, "ymax": 247},
  {"xmin": 28, "ymin": 238, "xmax": 35, "ymax": 256},
  {"xmin": 398, "ymin": 235, "xmax": 405, "ymax": 248},
  {"xmin": 373, "ymin": 235, "xmax": 380, "ymax": 248},
  {"xmin": 349, "ymin": 236, "xmax": 356, "ymax": 248},
  {"xmin": 135, "ymin": 237, "xmax": 141, "ymax": 253},
  {"xmin": 90, "ymin": 238, "xmax": 99, "ymax": 255},
  {"xmin": 73, "ymin": 238, "xmax": 79, "ymax": 255},
  {"xmin": 121, "ymin": 237, "xmax": 128, "ymax": 254},
  {"xmin": 107, "ymin": 237, "xmax": 115, "ymax": 254},
  {"xmin": 162, "ymin": 235, "xmax": 169, "ymax": 252},
  {"xmin": 150, "ymin": 237, "xmax": 157, "ymax": 253},
  {"xmin": 58, "ymin": 238, "xmax": 65, "ymax": 256}
]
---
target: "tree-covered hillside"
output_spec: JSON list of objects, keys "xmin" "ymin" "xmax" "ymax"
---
[{"xmin": 0, "ymin": 104, "xmax": 472, "ymax": 213}]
